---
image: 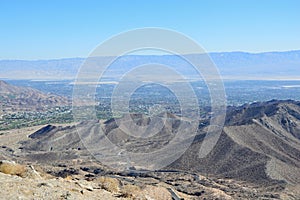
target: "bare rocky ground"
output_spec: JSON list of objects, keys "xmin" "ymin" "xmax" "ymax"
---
[
  {"xmin": 0, "ymin": 121, "xmax": 299, "ymax": 199},
  {"xmin": 1, "ymin": 158, "xmax": 298, "ymax": 200},
  {"xmin": 1, "ymin": 100, "xmax": 300, "ymax": 199}
]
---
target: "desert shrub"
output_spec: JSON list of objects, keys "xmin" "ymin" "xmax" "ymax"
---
[
  {"xmin": 142, "ymin": 186, "xmax": 172, "ymax": 200},
  {"xmin": 0, "ymin": 160, "xmax": 27, "ymax": 177},
  {"xmin": 120, "ymin": 184, "xmax": 142, "ymax": 198},
  {"xmin": 97, "ymin": 176, "xmax": 120, "ymax": 193}
]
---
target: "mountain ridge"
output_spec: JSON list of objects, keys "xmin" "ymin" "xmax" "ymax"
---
[
  {"xmin": 17, "ymin": 99, "xmax": 300, "ymax": 186},
  {"xmin": 0, "ymin": 80, "xmax": 69, "ymax": 112},
  {"xmin": 1, "ymin": 50, "xmax": 300, "ymax": 80}
]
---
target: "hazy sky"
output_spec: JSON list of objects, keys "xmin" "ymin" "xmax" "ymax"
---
[{"xmin": 0, "ymin": 0, "xmax": 299, "ymax": 59}]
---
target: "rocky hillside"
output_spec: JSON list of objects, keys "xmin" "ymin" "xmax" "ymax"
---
[
  {"xmin": 2, "ymin": 100, "xmax": 300, "ymax": 199},
  {"xmin": 2, "ymin": 159, "xmax": 292, "ymax": 200},
  {"xmin": 170, "ymin": 100, "xmax": 300, "ymax": 185},
  {"xmin": 19, "ymin": 100, "xmax": 300, "ymax": 185},
  {"xmin": 0, "ymin": 80, "xmax": 69, "ymax": 112}
]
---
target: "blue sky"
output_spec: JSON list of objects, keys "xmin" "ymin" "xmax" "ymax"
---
[{"xmin": 0, "ymin": 0, "xmax": 299, "ymax": 59}]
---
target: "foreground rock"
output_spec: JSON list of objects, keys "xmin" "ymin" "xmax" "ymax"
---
[{"xmin": 2, "ymin": 160, "xmax": 298, "ymax": 200}]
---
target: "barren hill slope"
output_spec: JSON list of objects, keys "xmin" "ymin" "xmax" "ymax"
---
[
  {"xmin": 18, "ymin": 100, "xmax": 300, "ymax": 187},
  {"xmin": 171, "ymin": 100, "xmax": 300, "ymax": 185},
  {"xmin": 0, "ymin": 80, "xmax": 69, "ymax": 112}
]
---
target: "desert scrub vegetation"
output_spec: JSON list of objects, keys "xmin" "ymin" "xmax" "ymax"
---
[
  {"xmin": 120, "ymin": 184, "xmax": 142, "ymax": 198},
  {"xmin": 97, "ymin": 176, "xmax": 120, "ymax": 193},
  {"xmin": 0, "ymin": 160, "xmax": 27, "ymax": 177}
]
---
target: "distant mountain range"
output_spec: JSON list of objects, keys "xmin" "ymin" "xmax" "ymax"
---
[{"xmin": 0, "ymin": 50, "xmax": 299, "ymax": 80}]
